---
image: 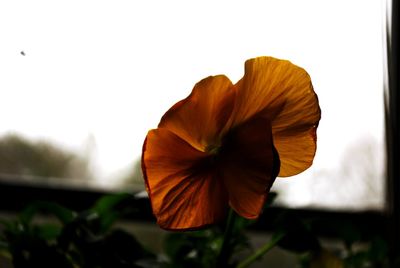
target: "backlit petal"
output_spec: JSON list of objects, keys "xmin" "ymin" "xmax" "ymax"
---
[
  {"xmin": 232, "ymin": 57, "xmax": 320, "ymax": 176},
  {"xmin": 219, "ymin": 118, "xmax": 279, "ymax": 219},
  {"xmin": 159, "ymin": 75, "xmax": 235, "ymax": 152},
  {"xmin": 274, "ymin": 125, "xmax": 318, "ymax": 177},
  {"xmin": 142, "ymin": 128, "xmax": 228, "ymax": 230}
]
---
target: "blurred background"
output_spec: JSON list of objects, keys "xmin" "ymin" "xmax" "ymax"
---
[{"xmin": 0, "ymin": 0, "xmax": 386, "ymax": 212}]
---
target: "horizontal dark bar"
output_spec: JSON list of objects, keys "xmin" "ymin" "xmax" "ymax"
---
[{"xmin": 0, "ymin": 178, "xmax": 387, "ymax": 239}]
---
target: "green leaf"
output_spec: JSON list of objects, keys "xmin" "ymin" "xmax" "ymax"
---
[
  {"xmin": 164, "ymin": 229, "xmax": 222, "ymax": 268},
  {"xmin": 232, "ymin": 216, "xmax": 255, "ymax": 234},
  {"xmin": 19, "ymin": 201, "xmax": 76, "ymax": 225},
  {"xmin": 90, "ymin": 193, "xmax": 136, "ymax": 233},
  {"xmin": 33, "ymin": 224, "xmax": 62, "ymax": 240},
  {"xmin": 91, "ymin": 193, "xmax": 133, "ymax": 215},
  {"xmin": 97, "ymin": 211, "xmax": 120, "ymax": 233},
  {"xmin": 164, "ymin": 233, "xmax": 194, "ymax": 262}
]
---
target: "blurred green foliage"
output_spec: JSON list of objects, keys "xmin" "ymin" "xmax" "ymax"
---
[
  {"xmin": 0, "ymin": 192, "xmax": 392, "ymax": 268},
  {"xmin": 0, "ymin": 193, "xmax": 154, "ymax": 268}
]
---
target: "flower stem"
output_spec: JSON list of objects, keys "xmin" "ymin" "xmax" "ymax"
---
[
  {"xmin": 236, "ymin": 230, "xmax": 286, "ymax": 268},
  {"xmin": 216, "ymin": 208, "xmax": 236, "ymax": 267}
]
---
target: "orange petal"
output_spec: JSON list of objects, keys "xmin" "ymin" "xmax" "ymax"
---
[
  {"xmin": 158, "ymin": 75, "xmax": 235, "ymax": 152},
  {"xmin": 273, "ymin": 126, "xmax": 318, "ymax": 177},
  {"xmin": 219, "ymin": 117, "xmax": 279, "ymax": 219},
  {"xmin": 231, "ymin": 57, "xmax": 320, "ymax": 177},
  {"xmin": 142, "ymin": 128, "xmax": 228, "ymax": 230}
]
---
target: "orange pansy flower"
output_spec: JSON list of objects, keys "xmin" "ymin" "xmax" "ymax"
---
[{"xmin": 142, "ymin": 57, "xmax": 321, "ymax": 230}]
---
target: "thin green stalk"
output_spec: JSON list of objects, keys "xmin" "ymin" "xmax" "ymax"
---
[
  {"xmin": 216, "ymin": 209, "xmax": 236, "ymax": 267},
  {"xmin": 236, "ymin": 230, "xmax": 286, "ymax": 268}
]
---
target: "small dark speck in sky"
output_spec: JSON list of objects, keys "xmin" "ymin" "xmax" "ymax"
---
[{"xmin": 20, "ymin": 51, "xmax": 25, "ymax": 56}]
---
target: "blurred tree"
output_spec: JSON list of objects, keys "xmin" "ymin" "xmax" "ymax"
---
[
  {"xmin": 119, "ymin": 159, "xmax": 145, "ymax": 189},
  {"xmin": 0, "ymin": 134, "xmax": 92, "ymax": 180}
]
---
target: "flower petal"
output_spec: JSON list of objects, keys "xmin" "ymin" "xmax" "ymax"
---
[
  {"xmin": 273, "ymin": 127, "xmax": 318, "ymax": 177},
  {"xmin": 142, "ymin": 128, "xmax": 229, "ymax": 230},
  {"xmin": 232, "ymin": 57, "xmax": 320, "ymax": 177},
  {"xmin": 219, "ymin": 117, "xmax": 279, "ymax": 219},
  {"xmin": 159, "ymin": 75, "xmax": 235, "ymax": 152}
]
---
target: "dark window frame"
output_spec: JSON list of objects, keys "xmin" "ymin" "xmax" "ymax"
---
[
  {"xmin": 0, "ymin": 173, "xmax": 388, "ymax": 238},
  {"xmin": 386, "ymin": 0, "xmax": 400, "ymax": 262}
]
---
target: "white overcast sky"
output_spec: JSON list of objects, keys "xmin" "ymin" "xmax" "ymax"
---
[{"xmin": 0, "ymin": 0, "xmax": 386, "ymax": 208}]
